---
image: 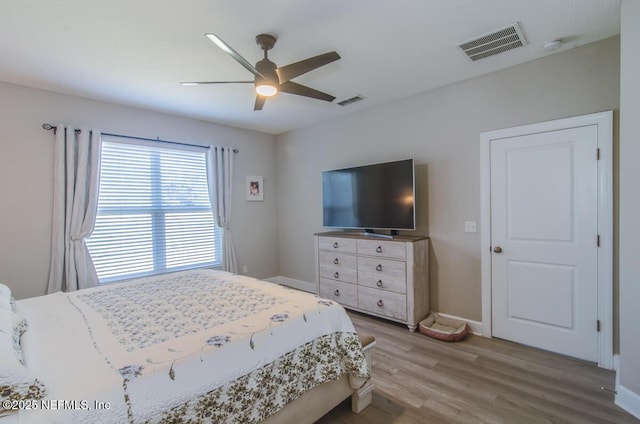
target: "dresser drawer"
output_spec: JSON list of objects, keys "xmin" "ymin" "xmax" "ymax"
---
[
  {"xmin": 358, "ymin": 286, "xmax": 407, "ymax": 321},
  {"xmin": 358, "ymin": 257, "xmax": 406, "ymax": 294},
  {"xmin": 319, "ymin": 264, "xmax": 357, "ymax": 284},
  {"xmin": 318, "ymin": 236, "xmax": 357, "ymax": 254},
  {"xmin": 358, "ymin": 271, "xmax": 407, "ymax": 294},
  {"xmin": 319, "ymin": 279, "xmax": 357, "ymax": 308},
  {"xmin": 358, "ymin": 257, "xmax": 406, "ymax": 278},
  {"xmin": 357, "ymin": 239, "xmax": 406, "ymax": 259},
  {"xmin": 318, "ymin": 251, "xmax": 357, "ymax": 269}
]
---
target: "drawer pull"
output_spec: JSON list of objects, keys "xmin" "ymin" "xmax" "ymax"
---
[
  {"xmin": 376, "ymin": 299, "xmax": 384, "ymax": 307},
  {"xmin": 333, "ymin": 242, "xmax": 339, "ymax": 248},
  {"xmin": 334, "ymin": 271, "xmax": 340, "ymax": 279},
  {"xmin": 376, "ymin": 246, "xmax": 383, "ymax": 253},
  {"xmin": 376, "ymin": 264, "xmax": 383, "ymax": 272},
  {"xmin": 334, "ymin": 289, "xmax": 340, "ymax": 296},
  {"xmin": 376, "ymin": 280, "xmax": 384, "ymax": 287},
  {"xmin": 333, "ymin": 258, "xmax": 339, "ymax": 265}
]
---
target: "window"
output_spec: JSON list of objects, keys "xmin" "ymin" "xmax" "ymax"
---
[{"xmin": 86, "ymin": 137, "xmax": 221, "ymax": 283}]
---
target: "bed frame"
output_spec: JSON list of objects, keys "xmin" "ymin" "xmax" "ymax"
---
[{"xmin": 263, "ymin": 334, "xmax": 375, "ymax": 424}]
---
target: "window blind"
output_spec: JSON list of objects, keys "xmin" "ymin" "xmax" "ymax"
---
[{"xmin": 86, "ymin": 138, "xmax": 221, "ymax": 283}]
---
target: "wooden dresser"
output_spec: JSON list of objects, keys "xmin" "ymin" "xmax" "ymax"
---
[{"xmin": 314, "ymin": 232, "xmax": 429, "ymax": 331}]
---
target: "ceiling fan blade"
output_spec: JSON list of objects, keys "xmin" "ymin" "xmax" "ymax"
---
[
  {"xmin": 254, "ymin": 95, "xmax": 267, "ymax": 111},
  {"xmin": 181, "ymin": 81, "xmax": 254, "ymax": 85},
  {"xmin": 205, "ymin": 34, "xmax": 265, "ymax": 79},
  {"xmin": 276, "ymin": 52, "xmax": 340, "ymax": 84},
  {"xmin": 279, "ymin": 81, "xmax": 336, "ymax": 102}
]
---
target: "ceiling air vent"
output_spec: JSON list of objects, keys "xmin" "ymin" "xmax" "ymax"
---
[
  {"xmin": 337, "ymin": 95, "xmax": 366, "ymax": 107},
  {"xmin": 458, "ymin": 22, "xmax": 527, "ymax": 61}
]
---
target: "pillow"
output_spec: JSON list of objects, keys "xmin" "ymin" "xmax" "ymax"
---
[
  {"xmin": 0, "ymin": 309, "xmax": 46, "ymax": 407},
  {"xmin": 0, "ymin": 284, "xmax": 11, "ymax": 310},
  {"xmin": 0, "ymin": 293, "xmax": 28, "ymax": 365}
]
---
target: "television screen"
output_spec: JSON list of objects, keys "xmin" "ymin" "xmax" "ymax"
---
[{"xmin": 322, "ymin": 159, "xmax": 415, "ymax": 231}]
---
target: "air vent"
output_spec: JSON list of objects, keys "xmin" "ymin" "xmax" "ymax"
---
[
  {"xmin": 337, "ymin": 95, "xmax": 366, "ymax": 107},
  {"xmin": 458, "ymin": 22, "xmax": 527, "ymax": 61}
]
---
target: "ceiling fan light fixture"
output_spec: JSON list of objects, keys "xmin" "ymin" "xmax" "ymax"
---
[
  {"xmin": 256, "ymin": 83, "xmax": 278, "ymax": 96},
  {"xmin": 254, "ymin": 58, "xmax": 279, "ymax": 97}
]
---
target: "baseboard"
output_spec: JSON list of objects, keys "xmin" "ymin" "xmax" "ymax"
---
[
  {"xmin": 265, "ymin": 276, "xmax": 316, "ymax": 294},
  {"xmin": 613, "ymin": 354, "xmax": 640, "ymax": 419},
  {"xmin": 616, "ymin": 383, "xmax": 640, "ymax": 420},
  {"xmin": 433, "ymin": 311, "xmax": 483, "ymax": 336}
]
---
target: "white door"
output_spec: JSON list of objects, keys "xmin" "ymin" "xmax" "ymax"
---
[{"xmin": 490, "ymin": 125, "xmax": 599, "ymax": 362}]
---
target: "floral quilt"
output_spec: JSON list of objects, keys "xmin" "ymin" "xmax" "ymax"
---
[{"xmin": 15, "ymin": 270, "xmax": 369, "ymax": 424}]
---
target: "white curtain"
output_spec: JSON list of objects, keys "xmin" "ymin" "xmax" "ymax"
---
[
  {"xmin": 47, "ymin": 125, "xmax": 101, "ymax": 293},
  {"xmin": 207, "ymin": 146, "xmax": 238, "ymax": 273}
]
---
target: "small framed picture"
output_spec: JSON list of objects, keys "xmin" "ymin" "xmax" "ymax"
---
[{"xmin": 246, "ymin": 176, "xmax": 264, "ymax": 201}]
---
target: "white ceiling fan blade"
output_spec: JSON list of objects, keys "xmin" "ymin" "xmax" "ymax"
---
[
  {"xmin": 205, "ymin": 34, "xmax": 265, "ymax": 79},
  {"xmin": 181, "ymin": 81, "xmax": 253, "ymax": 85}
]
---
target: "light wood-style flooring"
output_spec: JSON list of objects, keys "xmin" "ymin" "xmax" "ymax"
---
[{"xmin": 317, "ymin": 312, "xmax": 639, "ymax": 424}]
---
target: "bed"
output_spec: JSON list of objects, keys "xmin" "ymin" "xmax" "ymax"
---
[{"xmin": 0, "ymin": 269, "xmax": 374, "ymax": 423}]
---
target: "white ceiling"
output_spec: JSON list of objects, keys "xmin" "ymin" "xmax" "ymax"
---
[{"xmin": 0, "ymin": 0, "xmax": 621, "ymax": 135}]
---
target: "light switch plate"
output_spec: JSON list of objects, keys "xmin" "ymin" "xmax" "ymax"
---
[{"xmin": 464, "ymin": 221, "xmax": 477, "ymax": 233}]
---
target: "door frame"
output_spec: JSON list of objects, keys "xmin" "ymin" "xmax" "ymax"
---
[{"xmin": 479, "ymin": 111, "xmax": 613, "ymax": 369}]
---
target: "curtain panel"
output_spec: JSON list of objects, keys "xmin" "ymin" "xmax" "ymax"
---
[
  {"xmin": 47, "ymin": 125, "xmax": 101, "ymax": 293},
  {"xmin": 207, "ymin": 147, "xmax": 238, "ymax": 273}
]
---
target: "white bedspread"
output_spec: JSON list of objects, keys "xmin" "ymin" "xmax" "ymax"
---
[{"xmin": 14, "ymin": 270, "xmax": 368, "ymax": 423}]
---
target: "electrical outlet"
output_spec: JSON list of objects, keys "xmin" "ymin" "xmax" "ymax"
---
[
  {"xmin": 464, "ymin": 221, "xmax": 477, "ymax": 233},
  {"xmin": 242, "ymin": 265, "xmax": 248, "ymax": 274}
]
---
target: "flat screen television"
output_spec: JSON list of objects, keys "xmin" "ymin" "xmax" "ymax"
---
[{"xmin": 322, "ymin": 158, "xmax": 415, "ymax": 233}]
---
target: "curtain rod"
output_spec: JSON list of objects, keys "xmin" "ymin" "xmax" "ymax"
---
[{"xmin": 41, "ymin": 123, "xmax": 239, "ymax": 153}]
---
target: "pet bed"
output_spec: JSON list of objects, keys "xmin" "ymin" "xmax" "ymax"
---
[{"xmin": 418, "ymin": 312, "xmax": 470, "ymax": 342}]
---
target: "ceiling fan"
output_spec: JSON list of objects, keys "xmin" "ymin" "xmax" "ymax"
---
[{"xmin": 181, "ymin": 33, "xmax": 341, "ymax": 111}]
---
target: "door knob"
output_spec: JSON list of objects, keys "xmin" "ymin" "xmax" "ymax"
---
[{"xmin": 493, "ymin": 246, "xmax": 503, "ymax": 253}]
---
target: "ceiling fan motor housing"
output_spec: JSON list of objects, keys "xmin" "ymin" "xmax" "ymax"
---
[{"xmin": 255, "ymin": 59, "xmax": 279, "ymax": 86}]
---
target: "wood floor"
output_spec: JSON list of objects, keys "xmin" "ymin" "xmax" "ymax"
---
[{"xmin": 317, "ymin": 312, "xmax": 639, "ymax": 424}]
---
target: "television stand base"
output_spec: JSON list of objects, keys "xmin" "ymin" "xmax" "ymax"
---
[{"xmin": 361, "ymin": 231, "xmax": 394, "ymax": 239}]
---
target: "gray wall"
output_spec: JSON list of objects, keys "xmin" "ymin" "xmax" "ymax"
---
[
  {"xmin": 618, "ymin": 0, "xmax": 640, "ymax": 407},
  {"xmin": 0, "ymin": 82, "xmax": 278, "ymax": 300},
  {"xmin": 276, "ymin": 37, "xmax": 620, "ymax": 322}
]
